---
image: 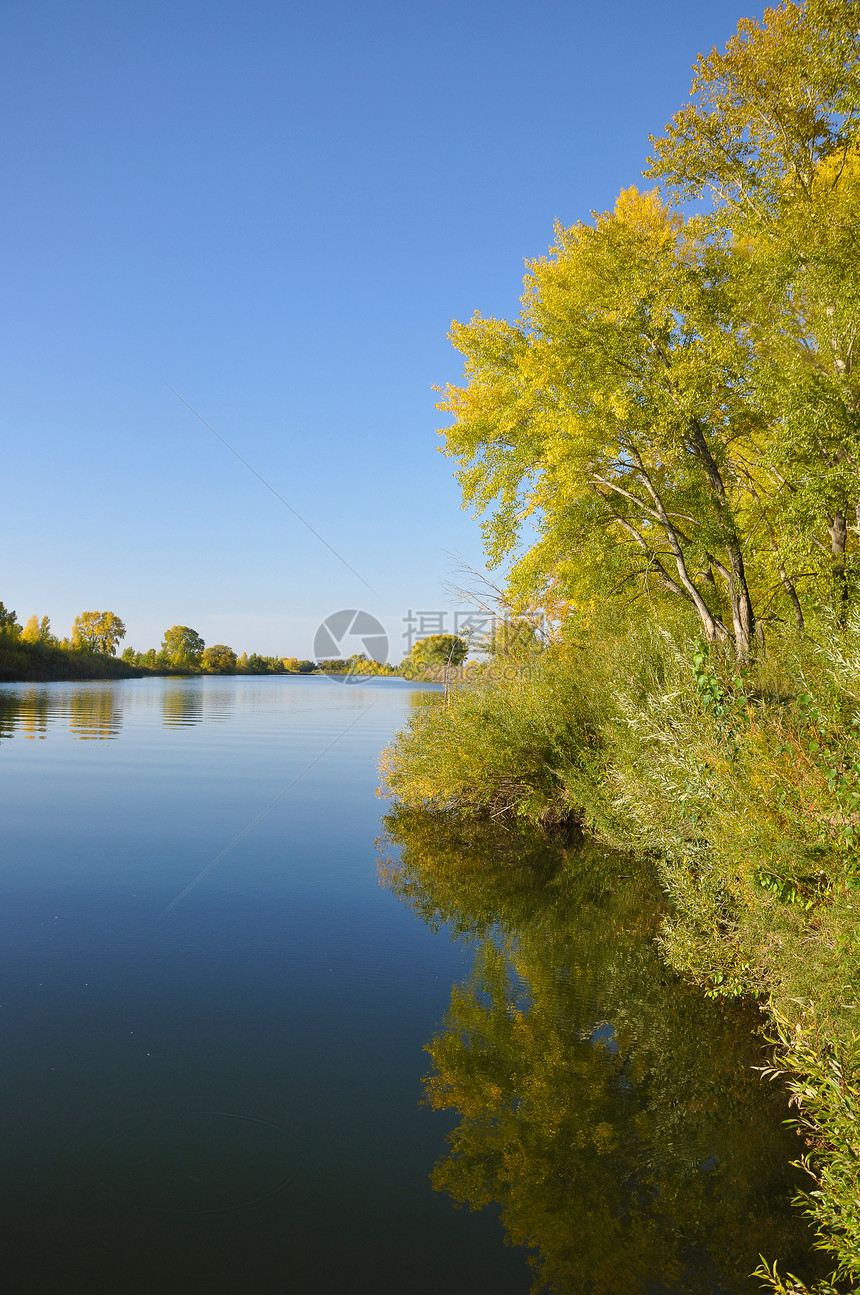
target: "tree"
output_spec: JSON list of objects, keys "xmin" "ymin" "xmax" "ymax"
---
[
  {"xmin": 439, "ymin": 4, "xmax": 860, "ymax": 653},
  {"xmin": 21, "ymin": 615, "xmax": 54, "ymax": 646},
  {"xmin": 71, "ymin": 610, "xmax": 126, "ymax": 655},
  {"xmin": 161, "ymin": 625, "xmax": 205, "ymax": 669},
  {"xmin": 201, "ymin": 643, "xmax": 237, "ymax": 673},
  {"xmin": 646, "ymin": 0, "xmax": 860, "ymax": 621},
  {"xmin": 0, "ymin": 602, "xmax": 20, "ymax": 637},
  {"xmin": 440, "ymin": 189, "xmax": 771, "ymax": 657},
  {"xmin": 405, "ymin": 634, "xmax": 468, "ymax": 671}
]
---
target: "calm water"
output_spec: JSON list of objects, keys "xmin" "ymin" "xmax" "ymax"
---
[{"xmin": 0, "ymin": 677, "xmax": 819, "ymax": 1293}]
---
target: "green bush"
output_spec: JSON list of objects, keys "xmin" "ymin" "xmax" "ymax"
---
[{"xmin": 381, "ymin": 638, "xmax": 608, "ymax": 827}]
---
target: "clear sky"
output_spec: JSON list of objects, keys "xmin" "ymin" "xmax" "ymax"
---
[{"xmin": 1, "ymin": 0, "xmax": 757, "ymax": 661}]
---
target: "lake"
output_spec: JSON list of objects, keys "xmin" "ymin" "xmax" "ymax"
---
[{"xmin": 0, "ymin": 676, "xmax": 820, "ymax": 1293}]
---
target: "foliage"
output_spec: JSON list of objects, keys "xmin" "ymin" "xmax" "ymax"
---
[
  {"xmin": 241, "ymin": 653, "xmax": 289, "ymax": 674},
  {"xmin": 1, "ymin": 598, "xmax": 326, "ymax": 680},
  {"xmin": 439, "ymin": 0, "xmax": 860, "ymax": 652},
  {"xmin": 381, "ymin": 644, "xmax": 605, "ymax": 827},
  {"xmin": 390, "ymin": 4, "xmax": 860, "ymax": 1284},
  {"xmin": 71, "ymin": 610, "xmax": 127, "ymax": 656},
  {"xmin": 0, "ymin": 634, "xmax": 143, "ymax": 682},
  {"xmin": 161, "ymin": 625, "xmax": 205, "ymax": 669},
  {"xmin": 201, "ymin": 643, "xmax": 237, "ymax": 673},
  {"xmin": 383, "ymin": 604, "xmax": 860, "ymax": 1287},
  {"xmin": 281, "ymin": 656, "xmax": 324, "ymax": 673},
  {"xmin": 0, "ymin": 602, "xmax": 21, "ymax": 636},
  {"xmin": 20, "ymin": 615, "xmax": 54, "ymax": 646},
  {"xmin": 754, "ymin": 1005, "xmax": 860, "ymax": 1294},
  {"xmin": 644, "ymin": 0, "xmax": 860, "ymax": 628},
  {"xmin": 316, "ymin": 653, "xmax": 397, "ymax": 676},
  {"xmin": 401, "ymin": 634, "xmax": 468, "ymax": 677},
  {"xmin": 0, "ymin": 602, "xmax": 137, "ymax": 679},
  {"xmin": 440, "ymin": 187, "xmax": 776, "ymax": 657}
]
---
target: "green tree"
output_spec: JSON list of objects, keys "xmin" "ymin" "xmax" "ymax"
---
[
  {"xmin": 71, "ymin": 610, "xmax": 127, "ymax": 655},
  {"xmin": 440, "ymin": 188, "xmax": 773, "ymax": 657},
  {"xmin": 0, "ymin": 602, "xmax": 20, "ymax": 637},
  {"xmin": 646, "ymin": 0, "xmax": 860, "ymax": 621},
  {"xmin": 201, "ymin": 643, "xmax": 237, "ymax": 673},
  {"xmin": 405, "ymin": 634, "xmax": 468, "ymax": 671},
  {"xmin": 440, "ymin": 4, "xmax": 860, "ymax": 653},
  {"xmin": 161, "ymin": 625, "xmax": 205, "ymax": 669}
]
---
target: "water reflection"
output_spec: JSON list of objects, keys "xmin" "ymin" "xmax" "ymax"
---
[
  {"xmin": 161, "ymin": 681, "xmax": 204, "ymax": 727},
  {"xmin": 0, "ymin": 688, "xmax": 49, "ymax": 740},
  {"xmin": 0, "ymin": 685, "xmax": 123, "ymax": 741},
  {"xmin": 381, "ymin": 810, "xmax": 824, "ymax": 1294},
  {"xmin": 66, "ymin": 687, "xmax": 123, "ymax": 740}
]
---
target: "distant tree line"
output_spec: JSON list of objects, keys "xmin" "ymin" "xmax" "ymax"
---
[{"xmin": 0, "ymin": 600, "xmax": 468, "ymax": 681}]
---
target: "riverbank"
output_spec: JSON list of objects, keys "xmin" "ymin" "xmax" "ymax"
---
[
  {"xmin": 0, "ymin": 636, "xmax": 458, "ymax": 685},
  {"xmin": 0, "ymin": 638, "xmax": 148, "ymax": 682},
  {"xmin": 381, "ymin": 614, "xmax": 860, "ymax": 1293}
]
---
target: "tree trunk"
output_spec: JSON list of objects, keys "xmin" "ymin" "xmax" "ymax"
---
[
  {"xmin": 620, "ymin": 456, "xmax": 730, "ymax": 645},
  {"xmin": 827, "ymin": 509, "xmax": 848, "ymax": 625},
  {"xmin": 779, "ymin": 565, "xmax": 806, "ymax": 633},
  {"xmin": 688, "ymin": 418, "xmax": 756, "ymax": 659}
]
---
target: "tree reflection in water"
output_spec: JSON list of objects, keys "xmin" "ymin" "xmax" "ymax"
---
[
  {"xmin": 161, "ymin": 680, "xmax": 204, "ymax": 727},
  {"xmin": 380, "ymin": 810, "xmax": 825, "ymax": 1295},
  {"xmin": 0, "ymin": 686, "xmax": 123, "ymax": 741}
]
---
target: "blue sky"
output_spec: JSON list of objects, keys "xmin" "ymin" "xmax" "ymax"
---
[{"xmin": 1, "ymin": 0, "xmax": 755, "ymax": 660}]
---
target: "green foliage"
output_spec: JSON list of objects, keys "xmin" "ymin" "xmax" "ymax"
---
[
  {"xmin": 0, "ymin": 635, "xmax": 143, "ymax": 682},
  {"xmin": 402, "ymin": 634, "xmax": 468, "ymax": 677},
  {"xmin": 402, "ymin": 5, "xmax": 860, "ymax": 1282},
  {"xmin": 439, "ymin": 0, "xmax": 860, "ymax": 652},
  {"xmin": 381, "ymin": 644, "xmax": 606, "ymax": 827},
  {"xmin": 161, "ymin": 625, "xmax": 205, "ymax": 669},
  {"xmin": 201, "ymin": 643, "xmax": 237, "ymax": 673},
  {"xmin": 279, "ymin": 658, "xmax": 318, "ymax": 673},
  {"xmin": 0, "ymin": 602, "xmax": 21, "ymax": 636},
  {"xmin": 383, "ymin": 605, "xmax": 860, "ymax": 1285},
  {"xmin": 72, "ymin": 610, "xmax": 126, "ymax": 656},
  {"xmin": 754, "ymin": 1005, "xmax": 860, "ymax": 1294},
  {"xmin": 234, "ymin": 653, "xmax": 289, "ymax": 673},
  {"xmin": 438, "ymin": 188, "xmax": 772, "ymax": 657},
  {"xmin": 645, "ymin": 0, "xmax": 860, "ymax": 629},
  {"xmin": 2, "ymin": 598, "xmax": 323, "ymax": 680},
  {"xmin": 316, "ymin": 653, "xmax": 396, "ymax": 676}
]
